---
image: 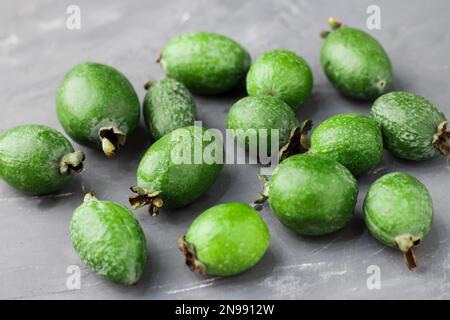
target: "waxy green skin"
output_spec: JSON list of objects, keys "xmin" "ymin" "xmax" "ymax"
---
[
  {"xmin": 160, "ymin": 32, "xmax": 251, "ymax": 94},
  {"xmin": 56, "ymin": 62, "xmax": 140, "ymax": 147},
  {"xmin": 0, "ymin": 125, "xmax": 80, "ymax": 195},
  {"xmin": 226, "ymin": 96, "xmax": 299, "ymax": 153},
  {"xmin": 269, "ymin": 154, "xmax": 358, "ymax": 236},
  {"xmin": 364, "ymin": 172, "xmax": 433, "ymax": 248},
  {"xmin": 310, "ymin": 113, "xmax": 383, "ymax": 176},
  {"xmin": 70, "ymin": 195, "xmax": 147, "ymax": 285},
  {"xmin": 143, "ymin": 77, "xmax": 196, "ymax": 140},
  {"xmin": 246, "ymin": 49, "xmax": 313, "ymax": 111},
  {"xmin": 371, "ymin": 92, "xmax": 447, "ymax": 160},
  {"xmin": 321, "ymin": 26, "xmax": 392, "ymax": 100},
  {"xmin": 184, "ymin": 202, "xmax": 270, "ymax": 276},
  {"xmin": 136, "ymin": 126, "xmax": 223, "ymax": 208}
]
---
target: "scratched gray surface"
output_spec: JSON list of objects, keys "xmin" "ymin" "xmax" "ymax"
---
[{"xmin": 1, "ymin": 0, "xmax": 449, "ymax": 300}]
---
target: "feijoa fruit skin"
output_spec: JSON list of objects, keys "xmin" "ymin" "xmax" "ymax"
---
[
  {"xmin": 56, "ymin": 62, "xmax": 140, "ymax": 157},
  {"xmin": 179, "ymin": 202, "xmax": 270, "ymax": 276},
  {"xmin": 371, "ymin": 91, "xmax": 449, "ymax": 160},
  {"xmin": 246, "ymin": 49, "xmax": 313, "ymax": 111},
  {"xmin": 129, "ymin": 126, "xmax": 223, "ymax": 215},
  {"xmin": 143, "ymin": 77, "xmax": 196, "ymax": 140},
  {"xmin": 309, "ymin": 113, "xmax": 383, "ymax": 176},
  {"xmin": 267, "ymin": 154, "xmax": 358, "ymax": 236},
  {"xmin": 320, "ymin": 18, "xmax": 392, "ymax": 100},
  {"xmin": 159, "ymin": 32, "xmax": 251, "ymax": 94},
  {"xmin": 0, "ymin": 124, "xmax": 84, "ymax": 195},
  {"xmin": 364, "ymin": 172, "xmax": 433, "ymax": 270},
  {"xmin": 70, "ymin": 193, "xmax": 147, "ymax": 285}
]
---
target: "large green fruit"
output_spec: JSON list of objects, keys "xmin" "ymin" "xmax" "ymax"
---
[
  {"xmin": 371, "ymin": 91, "xmax": 449, "ymax": 160},
  {"xmin": 309, "ymin": 113, "xmax": 383, "ymax": 176},
  {"xmin": 320, "ymin": 18, "xmax": 392, "ymax": 100},
  {"xmin": 159, "ymin": 32, "xmax": 251, "ymax": 94},
  {"xmin": 246, "ymin": 49, "xmax": 313, "ymax": 111},
  {"xmin": 267, "ymin": 154, "xmax": 358, "ymax": 236},
  {"xmin": 0, "ymin": 124, "xmax": 84, "ymax": 195},
  {"xmin": 56, "ymin": 62, "xmax": 140, "ymax": 157},
  {"xmin": 179, "ymin": 202, "xmax": 270, "ymax": 276},
  {"xmin": 129, "ymin": 126, "xmax": 223, "ymax": 215},
  {"xmin": 364, "ymin": 172, "xmax": 433, "ymax": 270},
  {"xmin": 70, "ymin": 193, "xmax": 147, "ymax": 285}
]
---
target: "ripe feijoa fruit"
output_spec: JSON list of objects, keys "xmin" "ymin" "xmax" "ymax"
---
[
  {"xmin": 320, "ymin": 18, "xmax": 392, "ymax": 100},
  {"xmin": 159, "ymin": 32, "xmax": 251, "ymax": 94},
  {"xmin": 56, "ymin": 62, "xmax": 140, "ymax": 157},
  {"xmin": 364, "ymin": 172, "xmax": 433, "ymax": 270},
  {"xmin": 371, "ymin": 91, "xmax": 449, "ymax": 160},
  {"xmin": 178, "ymin": 202, "xmax": 270, "ymax": 276},
  {"xmin": 0, "ymin": 124, "xmax": 84, "ymax": 195},
  {"xmin": 70, "ymin": 193, "xmax": 147, "ymax": 285},
  {"xmin": 143, "ymin": 77, "xmax": 196, "ymax": 140},
  {"xmin": 246, "ymin": 49, "xmax": 313, "ymax": 111}
]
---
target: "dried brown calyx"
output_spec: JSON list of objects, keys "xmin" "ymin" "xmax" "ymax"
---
[
  {"xmin": 253, "ymin": 174, "xmax": 269, "ymax": 205},
  {"xmin": 83, "ymin": 192, "xmax": 97, "ymax": 202},
  {"xmin": 144, "ymin": 80, "xmax": 155, "ymax": 90},
  {"xmin": 129, "ymin": 186, "xmax": 164, "ymax": 216},
  {"xmin": 177, "ymin": 235, "xmax": 207, "ymax": 275},
  {"xmin": 320, "ymin": 17, "xmax": 343, "ymax": 38},
  {"xmin": 432, "ymin": 121, "xmax": 450, "ymax": 155},
  {"xmin": 98, "ymin": 126, "xmax": 127, "ymax": 158},
  {"xmin": 395, "ymin": 234, "xmax": 422, "ymax": 270},
  {"xmin": 59, "ymin": 151, "xmax": 85, "ymax": 175},
  {"xmin": 279, "ymin": 119, "xmax": 313, "ymax": 162}
]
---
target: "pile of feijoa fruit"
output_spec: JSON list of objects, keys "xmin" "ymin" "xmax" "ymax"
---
[{"xmin": 1, "ymin": 18, "xmax": 449, "ymax": 285}]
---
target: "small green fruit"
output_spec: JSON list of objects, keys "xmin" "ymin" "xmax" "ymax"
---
[
  {"xmin": 364, "ymin": 172, "xmax": 433, "ymax": 270},
  {"xmin": 0, "ymin": 124, "xmax": 84, "ymax": 195},
  {"xmin": 246, "ymin": 49, "xmax": 313, "ymax": 111},
  {"xmin": 70, "ymin": 193, "xmax": 147, "ymax": 285},
  {"xmin": 179, "ymin": 202, "xmax": 270, "ymax": 276}
]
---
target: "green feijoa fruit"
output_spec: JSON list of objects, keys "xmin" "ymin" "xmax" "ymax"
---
[
  {"xmin": 246, "ymin": 49, "xmax": 313, "ymax": 111},
  {"xmin": 143, "ymin": 77, "xmax": 196, "ymax": 140},
  {"xmin": 0, "ymin": 124, "xmax": 84, "ymax": 195},
  {"xmin": 70, "ymin": 193, "xmax": 147, "ymax": 285},
  {"xmin": 320, "ymin": 18, "xmax": 392, "ymax": 100},
  {"xmin": 56, "ymin": 62, "xmax": 140, "ymax": 157},
  {"xmin": 371, "ymin": 91, "xmax": 449, "ymax": 160},
  {"xmin": 309, "ymin": 113, "xmax": 383, "ymax": 176},
  {"xmin": 364, "ymin": 172, "xmax": 433, "ymax": 270},
  {"xmin": 129, "ymin": 126, "xmax": 223, "ymax": 215},
  {"xmin": 265, "ymin": 153, "xmax": 358, "ymax": 236},
  {"xmin": 178, "ymin": 202, "xmax": 270, "ymax": 276},
  {"xmin": 226, "ymin": 96, "xmax": 299, "ymax": 154},
  {"xmin": 159, "ymin": 32, "xmax": 251, "ymax": 94}
]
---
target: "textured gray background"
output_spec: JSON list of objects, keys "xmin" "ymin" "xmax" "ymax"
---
[{"xmin": 1, "ymin": 0, "xmax": 449, "ymax": 300}]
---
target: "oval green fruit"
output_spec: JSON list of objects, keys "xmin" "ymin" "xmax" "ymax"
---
[
  {"xmin": 70, "ymin": 193, "xmax": 147, "ymax": 285},
  {"xmin": 0, "ymin": 124, "xmax": 84, "ymax": 195},
  {"xmin": 371, "ymin": 91, "xmax": 449, "ymax": 160},
  {"xmin": 364, "ymin": 172, "xmax": 433, "ymax": 270},
  {"xmin": 320, "ymin": 18, "xmax": 392, "ymax": 100},
  {"xmin": 56, "ymin": 62, "xmax": 140, "ymax": 157},
  {"xmin": 143, "ymin": 77, "xmax": 196, "ymax": 140},
  {"xmin": 179, "ymin": 202, "xmax": 270, "ymax": 276},
  {"xmin": 226, "ymin": 96, "xmax": 299, "ymax": 154},
  {"xmin": 160, "ymin": 32, "xmax": 251, "ymax": 94},
  {"xmin": 309, "ymin": 113, "xmax": 383, "ymax": 176},
  {"xmin": 246, "ymin": 49, "xmax": 313, "ymax": 111},
  {"xmin": 129, "ymin": 126, "xmax": 223, "ymax": 215},
  {"xmin": 267, "ymin": 154, "xmax": 358, "ymax": 236}
]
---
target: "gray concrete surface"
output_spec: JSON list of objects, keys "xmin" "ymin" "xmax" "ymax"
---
[{"xmin": 1, "ymin": 0, "xmax": 449, "ymax": 300}]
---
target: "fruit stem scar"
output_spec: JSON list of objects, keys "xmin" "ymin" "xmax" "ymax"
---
[
  {"xmin": 144, "ymin": 80, "xmax": 155, "ymax": 90},
  {"xmin": 129, "ymin": 186, "xmax": 164, "ymax": 216},
  {"xmin": 59, "ymin": 150, "xmax": 85, "ymax": 175},
  {"xmin": 432, "ymin": 121, "xmax": 450, "ymax": 155},
  {"xmin": 177, "ymin": 235, "xmax": 207, "ymax": 275},
  {"xmin": 279, "ymin": 119, "xmax": 313, "ymax": 162},
  {"xmin": 254, "ymin": 174, "xmax": 270, "ymax": 205},
  {"xmin": 395, "ymin": 234, "xmax": 421, "ymax": 270},
  {"xmin": 328, "ymin": 17, "xmax": 342, "ymax": 30},
  {"xmin": 98, "ymin": 126, "xmax": 127, "ymax": 158},
  {"xmin": 83, "ymin": 192, "xmax": 97, "ymax": 202},
  {"xmin": 320, "ymin": 30, "xmax": 330, "ymax": 38}
]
